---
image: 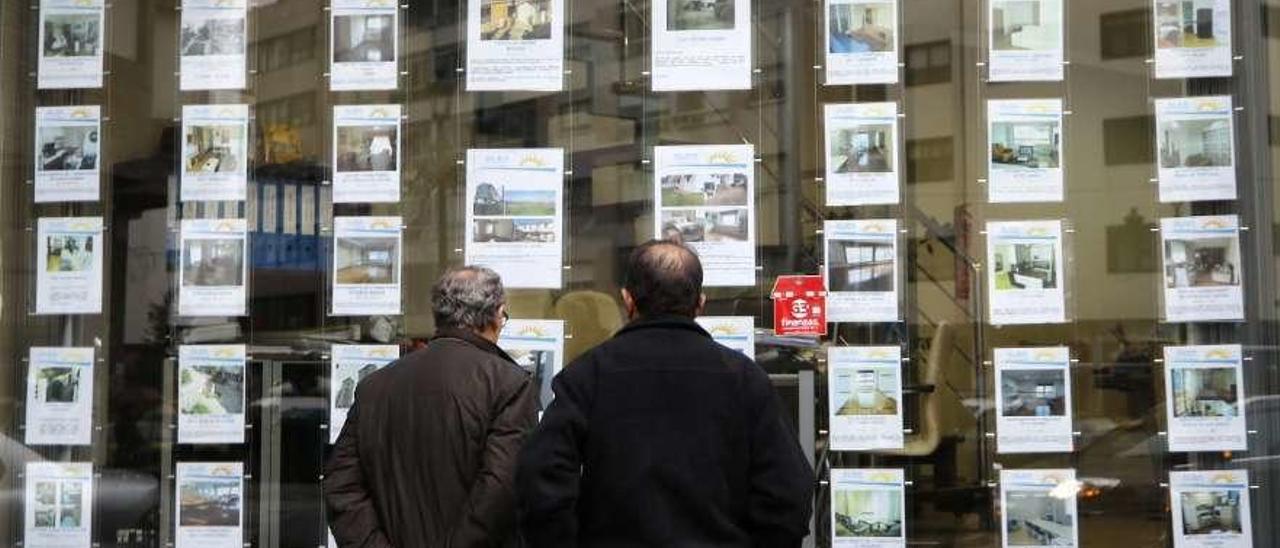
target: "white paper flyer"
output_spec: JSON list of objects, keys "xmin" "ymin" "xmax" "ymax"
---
[
  {"xmin": 465, "ymin": 148, "xmax": 564, "ymax": 289},
  {"xmin": 828, "ymin": 346, "xmax": 904, "ymax": 451},
  {"xmin": 1000, "ymin": 469, "xmax": 1079, "ymax": 548},
  {"xmin": 1169, "ymin": 470, "xmax": 1252, "ymax": 547},
  {"xmin": 25, "ymin": 461, "xmax": 93, "ymax": 548},
  {"xmin": 498, "ymin": 320, "xmax": 565, "ymax": 413},
  {"xmin": 1164, "ymin": 344, "xmax": 1247, "ymax": 452},
  {"xmin": 829, "ymin": 468, "xmax": 905, "ymax": 547},
  {"xmin": 651, "ymin": 0, "xmax": 751, "ymax": 91},
  {"xmin": 180, "ymin": 0, "xmax": 248, "ymax": 91},
  {"xmin": 35, "ymin": 106, "xmax": 101, "ymax": 203},
  {"xmin": 1154, "ymin": 0, "xmax": 1232, "ymax": 79},
  {"xmin": 1161, "ymin": 215, "xmax": 1243, "ymax": 322},
  {"xmin": 824, "ymin": 103, "xmax": 899, "ymax": 206},
  {"xmin": 331, "ymin": 0, "xmax": 398, "ymax": 91},
  {"xmin": 696, "ymin": 316, "xmax": 755, "ymax": 357},
  {"xmin": 181, "ymin": 104, "xmax": 249, "ymax": 202},
  {"xmin": 994, "ymin": 347, "xmax": 1073, "ymax": 454},
  {"xmin": 466, "ymin": 0, "xmax": 564, "ymax": 91},
  {"xmin": 988, "ymin": 99, "xmax": 1063, "ymax": 203},
  {"xmin": 654, "ymin": 145, "xmax": 756, "ymax": 287},
  {"xmin": 36, "ymin": 217, "xmax": 104, "ymax": 315},
  {"xmin": 824, "ymin": 0, "xmax": 898, "ymax": 85},
  {"xmin": 825, "ymin": 219, "xmax": 898, "ymax": 323},
  {"xmin": 26, "ymin": 347, "xmax": 94, "ymax": 446},
  {"xmin": 176, "ymin": 462, "xmax": 244, "ymax": 548},
  {"xmin": 988, "ymin": 0, "xmax": 1063, "ymax": 82},
  {"xmin": 1155, "ymin": 96, "xmax": 1236, "ymax": 203},
  {"xmin": 178, "ymin": 345, "xmax": 246, "ymax": 445},
  {"xmin": 330, "ymin": 344, "xmax": 398, "ymax": 443},
  {"xmin": 332, "ymin": 216, "xmax": 403, "ymax": 315},
  {"xmin": 38, "ymin": 0, "xmax": 105, "ymax": 89},
  {"xmin": 333, "ymin": 105, "xmax": 401, "ymax": 203},
  {"xmin": 986, "ymin": 220, "xmax": 1066, "ymax": 325},
  {"xmin": 179, "ymin": 219, "xmax": 248, "ymax": 317}
]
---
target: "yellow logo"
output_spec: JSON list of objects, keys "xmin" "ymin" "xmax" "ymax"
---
[
  {"xmin": 214, "ymin": 220, "xmax": 240, "ymax": 232},
  {"xmin": 1032, "ymin": 349, "xmax": 1058, "ymax": 361},
  {"xmin": 1200, "ymin": 218, "xmax": 1230, "ymax": 229},
  {"xmin": 1204, "ymin": 348, "xmax": 1234, "ymax": 359},
  {"xmin": 707, "ymin": 151, "xmax": 739, "ymax": 164},
  {"xmin": 369, "ymin": 106, "xmax": 393, "ymax": 118},
  {"xmin": 68, "ymin": 219, "xmax": 99, "ymax": 231},
  {"xmin": 368, "ymin": 347, "xmax": 395, "ymax": 358},
  {"xmin": 211, "ymin": 346, "xmax": 241, "ymax": 359},
  {"xmin": 1027, "ymin": 227, "xmax": 1051, "ymax": 236},
  {"xmin": 68, "ymin": 107, "xmax": 94, "ymax": 118},
  {"xmin": 1196, "ymin": 99, "xmax": 1227, "ymax": 111},
  {"xmin": 865, "ymin": 348, "xmax": 894, "ymax": 360},
  {"xmin": 517, "ymin": 325, "xmax": 547, "ymax": 338},
  {"xmin": 519, "ymin": 154, "xmax": 547, "ymax": 168},
  {"xmin": 865, "ymin": 471, "xmax": 897, "ymax": 483},
  {"xmin": 1209, "ymin": 472, "xmax": 1239, "ymax": 484},
  {"xmin": 369, "ymin": 218, "xmax": 397, "ymax": 229},
  {"xmin": 208, "ymin": 463, "xmax": 239, "ymax": 476}
]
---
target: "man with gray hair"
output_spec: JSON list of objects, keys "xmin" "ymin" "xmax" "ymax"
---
[{"xmin": 325, "ymin": 266, "xmax": 537, "ymax": 547}]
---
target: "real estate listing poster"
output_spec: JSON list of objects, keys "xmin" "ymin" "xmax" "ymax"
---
[
  {"xmin": 829, "ymin": 468, "xmax": 905, "ymax": 547},
  {"xmin": 25, "ymin": 347, "xmax": 94, "ymax": 446},
  {"xmin": 987, "ymin": 99, "xmax": 1063, "ymax": 203},
  {"xmin": 1160, "ymin": 215, "xmax": 1243, "ymax": 322},
  {"xmin": 824, "ymin": 103, "xmax": 899, "ymax": 206},
  {"xmin": 651, "ymin": 0, "xmax": 751, "ymax": 91},
  {"xmin": 178, "ymin": 345, "xmax": 246, "ymax": 445},
  {"xmin": 824, "ymin": 0, "xmax": 898, "ymax": 85},
  {"xmin": 1169, "ymin": 470, "xmax": 1252, "ymax": 548},
  {"xmin": 330, "ymin": 0, "xmax": 398, "ymax": 91},
  {"xmin": 825, "ymin": 219, "xmax": 898, "ymax": 323},
  {"xmin": 35, "ymin": 106, "xmax": 101, "ymax": 203},
  {"xmin": 179, "ymin": 219, "xmax": 248, "ymax": 317},
  {"xmin": 828, "ymin": 346, "xmax": 904, "ymax": 451},
  {"xmin": 655, "ymin": 145, "xmax": 756, "ymax": 287},
  {"xmin": 1164, "ymin": 344, "xmax": 1247, "ymax": 452},
  {"xmin": 180, "ymin": 0, "xmax": 247, "ymax": 91},
  {"xmin": 333, "ymin": 105, "xmax": 401, "ymax": 203},
  {"xmin": 332, "ymin": 216, "xmax": 403, "ymax": 315},
  {"xmin": 38, "ymin": 0, "xmax": 105, "ymax": 90},
  {"xmin": 24, "ymin": 461, "xmax": 93, "ymax": 548},
  {"xmin": 181, "ymin": 104, "xmax": 249, "ymax": 202},
  {"xmin": 1154, "ymin": 0, "xmax": 1232, "ymax": 79},
  {"xmin": 1155, "ymin": 96, "xmax": 1236, "ymax": 202},
  {"xmin": 498, "ymin": 320, "xmax": 564, "ymax": 414},
  {"xmin": 985, "ymin": 220, "xmax": 1066, "ymax": 325},
  {"xmin": 695, "ymin": 316, "xmax": 755, "ymax": 357},
  {"xmin": 36, "ymin": 217, "xmax": 104, "ymax": 315},
  {"xmin": 1000, "ymin": 469, "xmax": 1078, "ymax": 548},
  {"xmin": 988, "ymin": 0, "xmax": 1063, "ymax": 82},
  {"xmin": 466, "ymin": 148, "xmax": 564, "ymax": 288},
  {"xmin": 176, "ymin": 462, "xmax": 244, "ymax": 548},
  {"xmin": 329, "ymin": 344, "xmax": 398, "ymax": 443},
  {"xmin": 994, "ymin": 347, "xmax": 1073, "ymax": 454},
  {"xmin": 466, "ymin": 0, "xmax": 564, "ymax": 91}
]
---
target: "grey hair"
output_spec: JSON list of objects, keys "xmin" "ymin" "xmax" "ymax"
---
[{"xmin": 432, "ymin": 266, "xmax": 506, "ymax": 331}]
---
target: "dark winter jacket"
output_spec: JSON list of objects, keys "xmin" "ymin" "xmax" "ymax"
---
[
  {"xmin": 516, "ymin": 315, "xmax": 814, "ymax": 547},
  {"xmin": 325, "ymin": 328, "xmax": 538, "ymax": 547}
]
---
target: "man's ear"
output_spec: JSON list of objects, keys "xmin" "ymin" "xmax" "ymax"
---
[
  {"xmin": 695, "ymin": 293, "xmax": 707, "ymax": 316},
  {"xmin": 620, "ymin": 288, "xmax": 637, "ymax": 317}
]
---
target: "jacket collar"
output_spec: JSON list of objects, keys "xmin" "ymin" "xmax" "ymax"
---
[
  {"xmin": 431, "ymin": 327, "xmax": 517, "ymax": 364},
  {"xmin": 615, "ymin": 314, "xmax": 711, "ymax": 339}
]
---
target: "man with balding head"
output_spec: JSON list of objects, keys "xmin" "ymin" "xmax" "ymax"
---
[{"xmin": 517, "ymin": 241, "xmax": 814, "ymax": 547}]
